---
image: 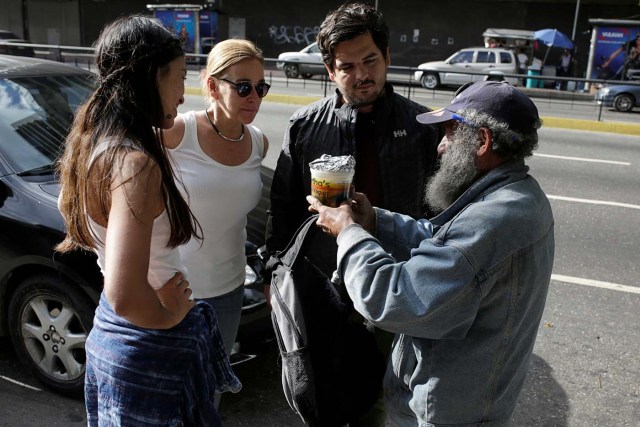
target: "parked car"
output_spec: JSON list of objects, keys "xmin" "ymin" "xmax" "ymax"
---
[
  {"xmin": 0, "ymin": 54, "xmax": 272, "ymax": 395},
  {"xmin": 413, "ymin": 47, "xmax": 519, "ymax": 89},
  {"xmin": 276, "ymin": 42, "xmax": 326, "ymax": 79},
  {"xmin": 0, "ymin": 30, "xmax": 35, "ymax": 57},
  {"xmin": 595, "ymin": 84, "xmax": 640, "ymax": 113}
]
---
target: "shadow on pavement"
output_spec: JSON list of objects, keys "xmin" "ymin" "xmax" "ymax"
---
[{"xmin": 512, "ymin": 353, "xmax": 569, "ymax": 426}]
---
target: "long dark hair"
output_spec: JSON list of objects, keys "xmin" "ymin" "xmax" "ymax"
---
[{"xmin": 57, "ymin": 15, "xmax": 200, "ymax": 252}]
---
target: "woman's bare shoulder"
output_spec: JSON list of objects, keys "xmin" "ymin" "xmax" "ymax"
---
[
  {"xmin": 112, "ymin": 149, "xmax": 164, "ymax": 218},
  {"xmin": 162, "ymin": 113, "xmax": 187, "ymax": 149}
]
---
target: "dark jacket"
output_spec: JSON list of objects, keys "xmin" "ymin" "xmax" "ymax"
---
[{"xmin": 267, "ymin": 84, "xmax": 442, "ymax": 258}]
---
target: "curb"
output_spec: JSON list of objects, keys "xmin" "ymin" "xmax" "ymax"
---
[
  {"xmin": 186, "ymin": 88, "xmax": 640, "ymax": 136},
  {"xmin": 263, "ymin": 93, "xmax": 320, "ymax": 106},
  {"xmin": 541, "ymin": 117, "xmax": 640, "ymax": 136}
]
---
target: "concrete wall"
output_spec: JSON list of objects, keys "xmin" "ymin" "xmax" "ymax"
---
[
  {"xmin": 27, "ymin": 0, "xmax": 81, "ymax": 46},
  {"xmin": 222, "ymin": 0, "xmax": 639, "ymax": 69},
  {"xmin": 5, "ymin": 0, "xmax": 639, "ymax": 75},
  {"xmin": 0, "ymin": 0, "xmax": 25, "ymax": 38},
  {"xmin": 79, "ymin": 0, "xmax": 151, "ymax": 46},
  {"xmin": 217, "ymin": 0, "xmax": 639, "ymax": 74}
]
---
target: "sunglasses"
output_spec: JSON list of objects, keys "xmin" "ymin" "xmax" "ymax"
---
[{"xmin": 220, "ymin": 78, "xmax": 270, "ymax": 98}]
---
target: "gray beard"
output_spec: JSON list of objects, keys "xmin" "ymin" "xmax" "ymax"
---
[{"xmin": 425, "ymin": 137, "xmax": 479, "ymax": 214}]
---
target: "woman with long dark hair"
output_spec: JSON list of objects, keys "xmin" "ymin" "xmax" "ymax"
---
[{"xmin": 56, "ymin": 15, "xmax": 240, "ymax": 425}]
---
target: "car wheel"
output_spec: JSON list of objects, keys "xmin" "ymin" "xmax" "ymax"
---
[
  {"xmin": 612, "ymin": 93, "xmax": 634, "ymax": 112},
  {"xmin": 421, "ymin": 72, "xmax": 439, "ymax": 89},
  {"xmin": 283, "ymin": 63, "xmax": 300, "ymax": 79},
  {"xmin": 8, "ymin": 274, "xmax": 95, "ymax": 395}
]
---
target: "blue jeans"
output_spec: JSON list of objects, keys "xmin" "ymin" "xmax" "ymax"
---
[
  {"xmin": 200, "ymin": 284, "xmax": 244, "ymax": 356},
  {"xmin": 200, "ymin": 284, "xmax": 244, "ymax": 409}
]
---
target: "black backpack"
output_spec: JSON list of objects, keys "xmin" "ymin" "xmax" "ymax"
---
[{"xmin": 267, "ymin": 214, "xmax": 386, "ymax": 426}]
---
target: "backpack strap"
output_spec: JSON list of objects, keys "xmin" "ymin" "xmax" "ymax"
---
[{"xmin": 266, "ymin": 215, "xmax": 320, "ymax": 271}]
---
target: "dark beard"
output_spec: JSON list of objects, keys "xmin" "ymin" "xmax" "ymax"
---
[
  {"xmin": 340, "ymin": 80, "xmax": 383, "ymax": 109},
  {"xmin": 425, "ymin": 137, "xmax": 479, "ymax": 214}
]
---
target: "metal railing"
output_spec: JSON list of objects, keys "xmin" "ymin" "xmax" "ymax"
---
[{"xmin": 4, "ymin": 42, "xmax": 639, "ymax": 121}]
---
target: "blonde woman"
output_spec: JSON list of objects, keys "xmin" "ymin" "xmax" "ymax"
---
[{"xmin": 163, "ymin": 39, "xmax": 269, "ymax": 390}]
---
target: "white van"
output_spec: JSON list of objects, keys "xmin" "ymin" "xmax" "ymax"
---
[{"xmin": 413, "ymin": 47, "xmax": 519, "ymax": 89}]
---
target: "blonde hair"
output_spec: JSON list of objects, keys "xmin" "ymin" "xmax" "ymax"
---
[{"xmin": 201, "ymin": 39, "xmax": 264, "ymax": 99}]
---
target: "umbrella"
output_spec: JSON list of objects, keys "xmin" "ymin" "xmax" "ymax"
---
[{"xmin": 533, "ymin": 29, "xmax": 574, "ymax": 64}]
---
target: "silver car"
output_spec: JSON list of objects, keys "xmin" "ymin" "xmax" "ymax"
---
[
  {"xmin": 276, "ymin": 42, "xmax": 326, "ymax": 79},
  {"xmin": 413, "ymin": 47, "xmax": 519, "ymax": 89}
]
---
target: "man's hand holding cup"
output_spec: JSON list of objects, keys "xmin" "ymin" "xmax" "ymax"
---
[{"xmin": 307, "ymin": 191, "xmax": 376, "ymax": 237}]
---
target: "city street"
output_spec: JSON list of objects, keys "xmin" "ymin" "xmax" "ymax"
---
[{"xmin": 1, "ymin": 86, "xmax": 639, "ymax": 426}]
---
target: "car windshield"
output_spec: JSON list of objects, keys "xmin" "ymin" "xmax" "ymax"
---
[
  {"xmin": 0, "ymin": 73, "xmax": 94, "ymax": 174},
  {"xmin": 305, "ymin": 43, "xmax": 320, "ymax": 54}
]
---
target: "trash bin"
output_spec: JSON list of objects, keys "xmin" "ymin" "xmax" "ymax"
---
[{"xmin": 526, "ymin": 69, "xmax": 542, "ymax": 89}]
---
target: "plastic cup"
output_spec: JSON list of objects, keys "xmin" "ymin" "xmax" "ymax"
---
[{"xmin": 310, "ymin": 168, "xmax": 354, "ymax": 208}]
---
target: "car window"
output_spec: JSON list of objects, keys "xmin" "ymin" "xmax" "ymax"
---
[
  {"xmin": 477, "ymin": 51, "xmax": 496, "ymax": 63},
  {"xmin": 450, "ymin": 51, "xmax": 474, "ymax": 64},
  {"xmin": 500, "ymin": 52, "xmax": 513, "ymax": 63},
  {"xmin": 306, "ymin": 43, "xmax": 320, "ymax": 54},
  {"xmin": 0, "ymin": 73, "xmax": 95, "ymax": 173}
]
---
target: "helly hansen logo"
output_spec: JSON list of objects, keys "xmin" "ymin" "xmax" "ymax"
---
[{"xmin": 394, "ymin": 129, "xmax": 407, "ymax": 138}]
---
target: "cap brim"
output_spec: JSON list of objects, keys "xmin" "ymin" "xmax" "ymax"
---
[{"xmin": 416, "ymin": 108, "xmax": 454, "ymax": 124}]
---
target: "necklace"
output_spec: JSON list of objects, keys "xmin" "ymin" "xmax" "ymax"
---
[{"xmin": 205, "ymin": 108, "xmax": 244, "ymax": 142}]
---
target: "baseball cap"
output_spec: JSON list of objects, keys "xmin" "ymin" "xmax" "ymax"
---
[{"xmin": 416, "ymin": 81, "xmax": 539, "ymax": 134}]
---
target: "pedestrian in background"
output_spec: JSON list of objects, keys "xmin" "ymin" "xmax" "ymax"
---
[
  {"xmin": 163, "ymin": 38, "xmax": 269, "ymax": 408},
  {"xmin": 556, "ymin": 48, "xmax": 572, "ymax": 90},
  {"xmin": 516, "ymin": 47, "xmax": 529, "ymax": 85},
  {"xmin": 308, "ymin": 81, "xmax": 554, "ymax": 426},
  {"xmin": 56, "ymin": 15, "xmax": 240, "ymax": 426}
]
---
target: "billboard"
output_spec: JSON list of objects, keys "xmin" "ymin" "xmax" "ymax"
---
[
  {"xmin": 150, "ymin": 6, "xmax": 221, "ymax": 57},
  {"xmin": 154, "ymin": 10, "xmax": 197, "ymax": 54},
  {"xmin": 587, "ymin": 20, "xmax": 640, "ymax": 81}
]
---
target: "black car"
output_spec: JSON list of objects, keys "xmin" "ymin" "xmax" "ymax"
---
[
  {"xmin": 0, "ymin": 30, "xmax": 35, "ymax": 57},
  {"xmin": 0, "ymin": 54, "xmax": 272, "ymax": 395}
]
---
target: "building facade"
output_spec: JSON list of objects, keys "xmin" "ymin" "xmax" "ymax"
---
[{"xmin": 2, "ymin": 0, "xmax": 639, "ymax": 72}]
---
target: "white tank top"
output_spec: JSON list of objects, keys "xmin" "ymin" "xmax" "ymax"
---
[
  {"xmin": 169, "ymin": 110, "xmax": 263, "ymax": 298},
  {"xmin": 86, "ymin": 138, "xmax": 185, "ymax": 290}
]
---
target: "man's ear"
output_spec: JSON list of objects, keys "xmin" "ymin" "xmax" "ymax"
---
[
  {"xmin": 476, "ymin": 127, "xmax": 493, "ymax": 156},
  {"xmin": 325, "ymin": 63, "xmax": 336, "ymax": 82},
  {"xmin": 475, "ymin": 127, "xmax": 506, "ymax": 172}
]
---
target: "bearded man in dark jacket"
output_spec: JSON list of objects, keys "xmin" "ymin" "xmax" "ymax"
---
[{"xmin": 268, "ymin": 2, "xmax": 441, "ymax": 259}]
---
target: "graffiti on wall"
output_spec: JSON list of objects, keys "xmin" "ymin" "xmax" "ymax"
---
[{"xmin": 268, "ymin": 25, "xmax": 320, "ymax": 45}]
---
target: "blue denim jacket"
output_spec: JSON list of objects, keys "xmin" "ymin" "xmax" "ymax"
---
[{"xmin": 336, "ymin": 160, "xmax": 554, "ymax": 426}]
